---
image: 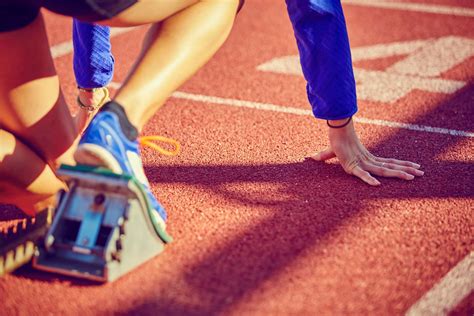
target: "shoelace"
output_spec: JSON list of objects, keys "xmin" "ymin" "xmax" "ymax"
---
[{"xmin": 138, "ymin": 136, "xmax": 181, "ymax": 156}]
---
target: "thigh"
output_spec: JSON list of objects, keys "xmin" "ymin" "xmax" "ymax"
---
[
  {"xmin": 44, "ymin": 0, "xmax": 137, "ymax": 22},
  {"xmin": 97, "ymin": 0, "xmax": 201, "ymax": 26},
  {"xmin": 46, "ymin": 0, "xmax": 200, "ymax": 25},
  {"xmin": 0, "ymin": 0, "xmax": 198, "ymax": 29},
  {"xmin": 2, "ymin": 0, "xmax": 231, "ymax": 30}
]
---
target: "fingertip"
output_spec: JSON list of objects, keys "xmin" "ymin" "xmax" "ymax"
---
[
  {"xmin": 406, "ymin": 174, "xmax": 415, "ymax": 180},
  {"xmin": 366, "ymin": 178, "xmax": 381, "ymax": 186},
  {"xmin": 311, "ymin": 153, "xmax": 322, "ymax": 161}
]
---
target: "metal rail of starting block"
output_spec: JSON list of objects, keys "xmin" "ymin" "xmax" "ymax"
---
[
  {"xmin": 32, "ymin": 164, "xmax": 172, "ymax": 282},
  {"xmin": 0, "ymin": 208, "xmax": 54, "ymax": 276}
]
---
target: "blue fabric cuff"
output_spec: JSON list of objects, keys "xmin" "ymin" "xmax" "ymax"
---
[
  {"xmin": 285, "ymin": 0, "xmax": 358, "ymax": 120},
  {"xmin": 73, "ymin": 20, "xmax": 114, "ymax": 89}
]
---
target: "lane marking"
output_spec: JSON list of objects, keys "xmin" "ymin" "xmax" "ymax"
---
[
  {"xmin": 342, "ymin": 0, "xmax": 474, "ymax": 17},
  {"xmin": 108, "ymin": 82, "xmax": 474, "ymax": 138},
  {"xmin": 351, "ymin": 39, "xmax": 427, "ymax": 61},
  {"xmin": 258, "ymin": 36, "xmax": 474, "ymax": 103},
  {"xmin": 405, "ymin": 251, "xmax": 474, "ymax": 316},
  {"xmin": 388, "ymin": 37, "xmax": 474, "ymax": 77}
]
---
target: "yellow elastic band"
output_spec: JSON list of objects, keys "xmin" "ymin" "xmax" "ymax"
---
[{"xmin": 138, "ymin": 136, "xmax": 180, "ymax": 156}]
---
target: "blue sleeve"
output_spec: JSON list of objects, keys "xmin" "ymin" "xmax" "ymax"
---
[
  {"xmin": 72, "ymin": 20, "xmax": 114, "ymax": 89},
  {"xmin": 285, "ymin": 0, "xmax": 357, "ymax": 120}
]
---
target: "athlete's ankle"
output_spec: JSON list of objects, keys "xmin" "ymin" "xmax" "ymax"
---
[{"xmin": 78, "ymin": 87, "xmax": 108, "ymax": 109}]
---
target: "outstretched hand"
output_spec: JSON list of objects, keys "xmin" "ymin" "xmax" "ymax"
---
[{"xmin": 311, "ymin": 118, "xmax": 424, "ymax": 186}]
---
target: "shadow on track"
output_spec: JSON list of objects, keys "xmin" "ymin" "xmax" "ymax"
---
[
  {"xmin": 0, "ymin": 83, "xmax": 472, "ymax": 314},
  {"xmin": 120, "ymin": 84, "xmax": 473, "ymax": 315}
]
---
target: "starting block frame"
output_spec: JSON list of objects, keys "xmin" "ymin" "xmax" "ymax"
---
[{"xmin": 33, "ymin": 165, "xmax": 172, "ymax": 282}]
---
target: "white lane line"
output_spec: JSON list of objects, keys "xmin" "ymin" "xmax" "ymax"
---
[
  {"xmin": 109, "ymin": 82, "xmax": 474, "ymax": 138},
  {"xmin": 355, "ymin": 115, "xmax": 474, "ymax": 137},
  {"xmin": 387, "ymin": 37, "xmax": 474, "ymax": 77},
  {"xmin": 173, "ymin": 91, "xmax": 312, "ymax": 116},
  {"xmin": 172, "ymin": 92, "xmax": 474, "ymax": 137},
  {"xmin": 257, "ymin": 36, "xmax": 474, "ymax": 104},
  {"xmin": 343, "ymin": 0, "xmax": 474, "ymax": 17},
  {"xmin": 51, "ymin": 27, "xmax": 134, "ymax": 58},
  {"xmin": 405, "ymin": 251, "xmax": 474, "ymax": 316}
]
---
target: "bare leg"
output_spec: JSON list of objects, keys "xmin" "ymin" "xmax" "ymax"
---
[
  {"xmin": 0, "ymin": 130, "xmax": 65, "ymax": 215},
  {"xmin": 0, "ymin": 14, "xmax": 78, "ymax": 168},
  {"xmin": 0, "ymin": 1, "xmax": 239, "ymax": 213},
  {"xmin": 0, "ymin": 14, "xmax": 77, "ymax": 214},
  {"xmin": 103, "ymin": 0, "xmax": 240, "ymax": 129},
  {"xmin": 1, "ymin": 0, "xmax": 239, "ymax": 148},
  {"xmin": 72, "ymin": 0, "xmax": 240, "ymax": 226}
]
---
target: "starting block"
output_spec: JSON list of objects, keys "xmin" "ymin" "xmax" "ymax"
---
[
  {"xmin": 0, "ymin": 208, "xmax": 54, "ymax": 277},
  {"xmin": 33, "ymin": 165, "xmax": 172, "ymax": 282}
]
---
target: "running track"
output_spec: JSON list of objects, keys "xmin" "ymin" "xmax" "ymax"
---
[{"xmin": 1, "ymin": 0, "xmax": 473, "ymax": 314}]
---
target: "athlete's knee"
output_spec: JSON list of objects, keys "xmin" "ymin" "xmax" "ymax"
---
[
  {"xmin": 229, "ymin": 0, "xmax": 245, "ymax": 14},
  {"xmin": 203, "ymin": 0, "xmax": 243, "ymax": 14},
  {"xmin": 237, "ymin": 0, "xmax": 245, "ymax": 13}
]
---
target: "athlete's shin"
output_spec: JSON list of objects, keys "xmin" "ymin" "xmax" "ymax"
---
[{"xmin": 113, "ymin": 0, "xmax": 240, "ymax": 130}]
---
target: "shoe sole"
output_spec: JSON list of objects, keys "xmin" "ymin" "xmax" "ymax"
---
[{"xmin": 74, "ymin": 144, "xmax": 123, "ymax": 173}]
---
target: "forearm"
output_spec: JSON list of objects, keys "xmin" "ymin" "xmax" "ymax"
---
[
  {"xmin": 285, "ymin": 0, "xmax": 357, "ymax": 120},
  {"xmin": 72, "ymin": 19, "xmax": 114, "ymax": 89}
]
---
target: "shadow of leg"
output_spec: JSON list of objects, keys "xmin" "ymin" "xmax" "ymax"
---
[{"xmin": 0, "ymin": 129, "xmax": 64, "ymax": 216}]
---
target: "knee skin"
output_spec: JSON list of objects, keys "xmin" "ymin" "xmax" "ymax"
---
[{"xmin": 0, "ymin": 130, "xmax": 65, "ymax": 215}]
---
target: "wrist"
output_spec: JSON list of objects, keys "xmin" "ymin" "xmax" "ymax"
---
[{"xmin": 327, "ymin": 117, "xmax": 356, "ymax": 141}]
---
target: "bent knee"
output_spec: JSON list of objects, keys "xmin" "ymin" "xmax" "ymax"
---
[
  {"xmin": 204, "ymin": 0, "xmax": 243, "ymax": 14},
  {"xmin": 237, "ymin": 0, "xmax": 245, "ymax": 13}
]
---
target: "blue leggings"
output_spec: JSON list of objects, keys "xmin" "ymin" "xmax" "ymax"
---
[{"xmin": 73, "ymin": 20, "xmax": 114, "ymax": 89}]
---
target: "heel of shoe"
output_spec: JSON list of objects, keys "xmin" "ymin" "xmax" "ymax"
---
[{"xmin": 74, "ymin": 144, "xmax": 123, "ymax": 174}]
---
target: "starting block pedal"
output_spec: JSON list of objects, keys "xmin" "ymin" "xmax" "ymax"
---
[
  {"xmin": 0, "ymin": 208, "xmax": 54, "ymax": 276},
  {"xmin": 33, "ymin": 164, "xmax": 172, "ymax": 282}
]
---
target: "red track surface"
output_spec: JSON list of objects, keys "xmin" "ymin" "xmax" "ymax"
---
[{"xmin": 1, "ymin": 1, "xmax": 473, "ymax": 314}]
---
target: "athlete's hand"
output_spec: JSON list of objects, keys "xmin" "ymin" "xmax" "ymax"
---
[{"xmin": 310, "ymin": 118, "xmax": 424, "ymax": 186}]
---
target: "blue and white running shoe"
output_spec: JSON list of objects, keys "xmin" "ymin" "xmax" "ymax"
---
[{"xmin": 74, "ymin": 110, "xmax": 168, "ymax": 229}]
